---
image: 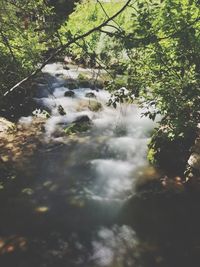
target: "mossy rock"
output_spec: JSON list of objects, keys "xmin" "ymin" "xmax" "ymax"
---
[
  {"xmin": 77, "ymin": 73, "xmax": 88, "ymax": 80},
  {"xmin": 76, "ymin": 100, "xmax": 102, "ymax": 112},
  {"xmin": 88, "ymin": 100, "xmax": 102, "ymax": 112},
  {"xmin": 64, "ymin": 121, "xmax": 90, "ymax": 135}
]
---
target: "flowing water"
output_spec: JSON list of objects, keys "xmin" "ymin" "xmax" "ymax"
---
[{"xmin": 1, "ymin": 63, "xmax": 200, "ymax": 267}]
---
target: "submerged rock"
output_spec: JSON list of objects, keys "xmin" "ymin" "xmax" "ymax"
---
[
  {"xmin": 64, "ymin": 90, "xmax": 75, "ymax": 97},
  {"xmin": 55, "ymin": 73, "xmax": 63, "ymax": 77}
]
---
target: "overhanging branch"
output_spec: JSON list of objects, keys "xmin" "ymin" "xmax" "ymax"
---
[{"xmin": 3, "ymin": 0, "xmax": 132, "ymax": 97}]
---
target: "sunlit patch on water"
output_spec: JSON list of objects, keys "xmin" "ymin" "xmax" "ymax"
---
[
  {"xmin": 90, "ymin": 225, "xmax": 138, "ymax": 267},
  {"xmin": 35, "ymin": 206, "xmax": 49, "ymax": 213}
]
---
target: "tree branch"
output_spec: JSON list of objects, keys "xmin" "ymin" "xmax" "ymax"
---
[
  {"xmin": 0, "ymin": 30, "xmax": 17, "ymax": 63},
  {"xmin": 3, "ymin": 0, "xmax": 132, "ymax": 97}
]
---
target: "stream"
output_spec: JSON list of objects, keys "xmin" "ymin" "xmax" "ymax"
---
[{"xmin": 1, "ymin": 63, "xmax": 200, "ymax": 267}]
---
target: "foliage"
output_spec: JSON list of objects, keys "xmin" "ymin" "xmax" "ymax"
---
[
  {"xmin": 0, "ymin": 0, "xmax": 56, "ymax": 96},
  {"xmin": 59, "ymin": 0, "xmax": 133, "ymax": 64},
  {"xmin": 0, "ymin": 0, "xmax": 62, "ymax": 119},
  {"xmin": 1, "ymin": 0, "xmax": 200, "ymax": 164},
  {"xmin": 61, "ymin": 0, "xmax": 200, "ymax": 142},
  {"xmin": 59, "ymin": 0, "xmax": 200, "ymax": 171},
  {"xmin": 147, "ymin": 125, "xmax": 196, "ymax": 173}
]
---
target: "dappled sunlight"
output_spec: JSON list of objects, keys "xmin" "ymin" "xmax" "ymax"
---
[
  {"xmin": 35, "ymin": 206, "xmax": 50, "ymax": 213},
  {"xmin": 0, "ymin": 62, "xmax": 157, "ymax": 267},
  {"xmin": 0, "ymin": 236, "xmax": 27, "ymax": 256},
  {"xmin": 91, "ymin": 225, "xmax": 138, "ymax": 267}
]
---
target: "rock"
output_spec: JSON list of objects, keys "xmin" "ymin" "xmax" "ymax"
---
[
  {"xmin": 64, "ymin": 122, "xmax": 90, "ymax": 135},
  {"xmin": 63, "ymin": 81, "xmax": 78, "ymax": 90},
  {"xmin": 76, "ymin": 100, "xmax": 102, "ymax": 112},
  {"xmin": 64, "ymin": 90, "xmax": 75, "ymax": 97},
  {"xmin": 85, "ymin": 92, "xmax": 96, "ymax": 98},
  {"xmin": 88, "ymin": 101, "xmax": 102, "ymax": 112},
  {"xmin": 188, "ymin": 153, "xmax": 200, "ymax": 171},
  {"xmin": 94, "ymin": 80, "xmax": 104, "ymax": 90},
  {"xmin": 78, "ymin": 80, "xmax": 91, "ymax": 88},
  {"xmin": 55, "ymin": 73, "xmax": 63, "ymax": 77},
  {"xmin": 73, "ymin": 115, "xmax": 90, "ymax": 124},
  {"xmin": 58, "ymin": 105, "xmax": 66, "ymax": 116},
  {"xmin": 0, "ymin": 117, "xmax": 16, "ymax": 132},
  {"xmin": 64, "ymin": 115, "xmax": 91, "ymax": 135},
  {"xmin": 63, "ymin": 65, "xmax": 70, "ymax": 70}
]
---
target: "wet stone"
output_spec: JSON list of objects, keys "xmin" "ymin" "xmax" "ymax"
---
[
  {"xmin": 64, "ymin": 90, "xmax": 75, "ymax": 97},
  {"xmin": 72, "ymin": 115, "xmax": 90, "ymax": 124},
  {"xmin": 85, "ymin": 92, "xmax": 96, "ymax": 98}
]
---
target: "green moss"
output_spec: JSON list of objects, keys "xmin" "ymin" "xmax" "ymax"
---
[
  {"xmin": 77, "ymin": 73, "xmax": 87, "ymax": 80},
  {"xmin": 88, "ymin": 100, "xmax": 102, "ymax": 112},
  {"xmin": 64, "ymin": 122, "xmax": 90, "ymax": 135}
]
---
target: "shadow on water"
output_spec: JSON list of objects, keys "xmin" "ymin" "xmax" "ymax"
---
[
  {"xmin": 1, "ymin": 63, "xmax": 200, "ymax": 267},
  {"xmin": 1, "ymin": 145, "xmax": 200, "ymax": 267}
]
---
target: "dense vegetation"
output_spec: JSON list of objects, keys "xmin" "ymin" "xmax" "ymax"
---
[
  {"xmin": 59, "ymin": 0, "xmax": 200, "ymax": 171},
  {"xmin": 0, "ymin": 0, "xmax": 200, "ymax": 171}
]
